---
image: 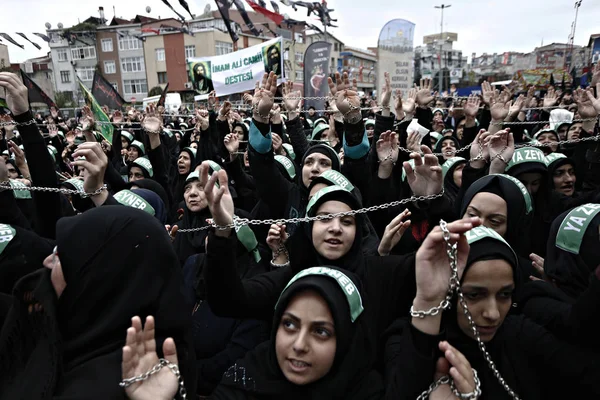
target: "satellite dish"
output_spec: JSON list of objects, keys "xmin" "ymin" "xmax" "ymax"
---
[
  {"xmin": 146, "ymin": 6, "xmax": 151, "ymax": 13},
  {"xmin": 204, "ymin": 4, "xmax": 211, "ymax": 14},
  {"xmin": 57, "ymin": 22, "xmax": 64, "ymax": 29},
  {"xmin": 45, "ymin": 22, "xmax": 51, "ymax": 29}
]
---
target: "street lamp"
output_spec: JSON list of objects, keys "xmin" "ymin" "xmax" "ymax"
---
[{"xmin": 434, "ymin": 4, "xmax": 451, "ymax": 94}]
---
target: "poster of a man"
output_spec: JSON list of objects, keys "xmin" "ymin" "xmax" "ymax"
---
[
  {"xmin": 190, "ymin": 61, "xmax": 214, "ymax": 95},
  {"xmin": 263, "ymin": 43, "xmax": 282, "ymax": 77}
]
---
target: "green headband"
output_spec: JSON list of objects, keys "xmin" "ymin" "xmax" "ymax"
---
[
  {"xmin": 274, "ymin": 155, "xmax": 296, "ymax": 180},
  {"xmin": 306, "ymin": 185, "xmax": 347, "ymax": 216},
  {"xmin": 63, "ymin": 178, "xmax": 84, "ymax": 192},
  {"xmin": 186, "ymin": 171, "xmax": 200, "ymax": 183},
  {"xmin": 234, "ymin": 220, "xmax": 261, "ymax": 263},
  {"xmin": 555, "ymin": 203, "xmax": 600, "ymax": 254},
  {"xmin": 544, "ymin": 152, "xmax": 568, "ymax": 167},
  {"xmin": 442, "ymin": 157, "xmax": 466, "ymax": 180},
  {"xmin": 275, "ymin": 266, "xmax": 364, "ymax": 323},
  {"xmin": 9, "ymin": 179, "xmax": 32, "ymax": 199},
  {"xmin": 311, "ymin": 124, "xmax": 329, "ymax": 140},
  {"xmin": 282, "ymin": 143, "xmax": 296, "ymax": 160},
  {"xmin": 114, "ymin": 190, "xmax": 156, "ymax": 217},
  {"xmin": 121, "ymin": 131, "xmax": 134, "ymax": 142},
  {"xmin": 133, "ymin": 157, "xmax": 154, "ymax": 178},
  {"xmin": 490, "ymin": 174, "xmax": 534, "ymax": 215},
  {"xmin": 318, "ymin": 169, "xmax": 354, "ymax": 192},
  {"xmin": 130, "ymin": 140, "xmax": 145, "ymax": 155},
  {"xmin": 0, "ymin": 223, "xmax": 16, "ymax": 255},
  {"xmin": 466, "ymin": 225, "xmax": 517, "ymax": 258},
  {"xmin": 505, "ymin": 147, "xmax": 546, "ymax": 172},
  {"xmin": 183, "ymin": 147, "xmax": 197, "ymax": 159}
]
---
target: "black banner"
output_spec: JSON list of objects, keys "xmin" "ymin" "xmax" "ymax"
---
[
  {"xmin": 15, "ymin": 33, "xmax": 41, "ymax": 50},
  {"xmin": 33, "ymin": 33, "xmax": 51, "ymax": 42},
  {"xmin": 215, "ymin": 0, "xmax": 240, "ymax": 43},
  {"xmin": 0, "ymin": 33, "xmax": 24, "ymax": 49},
  {"xmin": 19, "ymin": 70, "xmax": 58, "ymax": 109},
  {"xmin": 161, "ymin": 0, "xmax": 187, "ymax": 21},
  {"xmin": 178, "ymin": 0, "xmax": 195, "ymax": 18},
  {"xmin": 158, "ymin": 83, "xmax": 170, "ymax": 107},
  {"xmin": 92, "ymin": 72, "xmax": 126, "ymax": 110},
  {"xmin": 231, "ymin": 0, "xmax": 262, "ymax": 36},
  {"xmin": 303, "ymin": 41, "xmax": 332, "ymax": 114}
]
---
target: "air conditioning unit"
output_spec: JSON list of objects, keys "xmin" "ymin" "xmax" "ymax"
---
[
  {"xmin": 24, "ymin": 62, "xmax": 33, "ymax": 74},
  {"xmin": 184, "ymin": 82, "xmax": 193, "ymax": 89}
]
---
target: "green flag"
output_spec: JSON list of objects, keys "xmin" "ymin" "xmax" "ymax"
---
[{"xmin": 77, "ymin": 77, "xmax": 114, "ymax": 142}]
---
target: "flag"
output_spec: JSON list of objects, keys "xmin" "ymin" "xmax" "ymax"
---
[
  {"xmin": 232, "ymin": 0, "xmax": 262, "ymax": 36},
  {"xmin": 92, "ymin": 71, "xmax": 126, "ymax": 111},
  {"xmin": 19, "ymin": 70, "xmax": 58, "ymax": 109},
  {"xmin": 33, "ymin": 32, "xmax": 51, "ymax": 42},
  {"xmin": 141, "ymin": 27, "xmax": 160, "ymax": 35},
  {"xmin": 549, "ymin": 72, "xmax": 555, "ymax": 87},
  {"xmin": 178, "ymin": 0, "xmax": 195, "ymax": 19},
  {"xmin": 215, "ymin": 0, "xmax": 240, "ymax": 42},
  {"xmin": 161, "ymin": 0, "xmax": 187, "ymax": 21},
  {"xmin": 15, "ymin": 33, "xmax": 41, "ymax": 50},
  {"xmin": 270, "ymin": 1, "xmax": 280, "ymax": 13},
  {"xmin": 246, "ymin": 0, "xmax": 284, "ymax": 24},
  {"xmin": 77, "ymin": 77, "xmax": 114, "ymax": 142},
  {"xmin": 256, "ymin": 0, "xmax": 267, "ymax": 6},
  {"xmin": 158, "ymin": 83, "xmax": 170, "ymax": 107},
  {"xmin": 560, "ymin": 73, "xmax": 566, "ymax": 91},
  {"xmin": 0, "ymin": 33, "xmax": 24, "ymax": 49},
  {"xmin": 280, "ymin": 0, "xmax": 292, "ymax": 5}
]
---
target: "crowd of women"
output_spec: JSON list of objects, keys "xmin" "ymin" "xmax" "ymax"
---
[{"xmin": 0, "ymin": 63, "xmax": 600, "ymax": 399}]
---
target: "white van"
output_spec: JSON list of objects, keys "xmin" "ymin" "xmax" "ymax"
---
[{"xmin": 142, "ymin": 93, "xmax": 182, "ymax": 114}]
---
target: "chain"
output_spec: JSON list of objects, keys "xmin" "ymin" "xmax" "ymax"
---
[
  {"xmin": 0, "ymin": 182, "xmax": 107, "ymax": 198},
  {"xmin": 119, "ymin": 358, "xmax": 187, "ymax": 400},
  {"xmin": 492, "ymin": 117, "xmax": 598, "ymax": 126},
  {"xmin": 377, "ymin": 146, "xmax": 397, "ymax": 164},
  {"xmin": 178, "ymin": 189, "xmax": 445, "ymax": 233},
  {"xmin": 417, "ymin": 370, "xmax": 481, "ymax": 400}
]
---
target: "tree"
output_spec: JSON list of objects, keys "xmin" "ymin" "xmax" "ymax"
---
[
  {"xmin": 55, "ymin": 91, "xmax": 75, "ymax": 108},
  {"xmin": 148, "ymin": 86, "xmax": 163, "ymax": 97}
]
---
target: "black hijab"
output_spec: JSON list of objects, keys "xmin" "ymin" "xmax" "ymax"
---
[
  {"xmin": 128, "ymin": 178, "xmax": 170, "ymax": 211},
  {"xmin": 442, "ymin": 157, "xmax": 467, "ymax": 203},
  {"xmin": 544, "ymin": 205, "xmax": 600, "ymax": 299},
  {"xmin": 214, "ymin": 266, "xmax": 382, "ymax": 399},
  {"xmin": 0, "ymin": 206, "xmax": 196, "ymax": 399}
]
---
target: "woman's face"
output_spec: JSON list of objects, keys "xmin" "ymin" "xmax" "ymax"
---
[
  {"xmin": 121, "ymin": 137, "xmax": 130, "ymax": 150},
  {"xmin": 517, "ymin": 172, "xmax": 542, "ymax": 195},
  {"xmin": 6, "ymin": 162, "xmax": 18, "ymax": 179},
  {"xmin": 452, "ymin": 163, "xmax": 466, "ymax": 187},
  {"xmin": 178, "ymin": 152, "xmax": 191, "ymax": 175},
  {"xmin": 276, "ymin": 289, "xmax": 337, "ymax": 385},
  {"xmin": 567, "ymin": 123, "xmax": 582, "ymax": 140},
  {"xmin": 441, "ymin": 139, "xmax": 456, "ymax": 160},
  {"xmin": 536, "ymin": 133, "xmax": 558, "ymax": 153},
  {"xmin": 312, "ymin": 200, "xmax": 356, "ymax": 260},
  {"xmin": 175, "ymin": 132, "xmax": 181, "ymax": 142},
  {"xmin": 366, "ymin": 126, "xmax": 374, "ymax": 139},
  {"xmin": 457, "ymin": 259, "xmax": 515, "ymax": 342},
  {"xmin": 184, "ymin": 180, "xmax": 208, "ymax": 212},
  {"xmin": 127, "ymin": 147, "xmax": 140, "ymax": 162},
  {"xmin": 190, "ymin": 142, "xmax": 198, "ymax": 149},
  {"xmin": 463, "ymin": 192, "xmax": 508, "ymax": 237},
  {"xmin": 552, "ymin": 163, "xmax": 576, "ymax": 196},
  {"xmin": 43, "ymin": 247, "xmax": 67, "ymax": 298},
  {"xmin": 456, "ymin": 121, "xmax": 466, "ymax": 139},
  {"xmin": 302, "ymin": 153, "xmax": 333, "ymax": 188},
  {"xmin": 129, "ymin": 166, "xmax": 145, "ymax": 182},
  {"xmin": 233, "ymin": 126, "xmax": 245, "ymax": 141}
]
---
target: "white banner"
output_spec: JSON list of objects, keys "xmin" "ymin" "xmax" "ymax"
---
[
  {"xmin": 188, "ymin": 37, "xmax": 284, "ymax": 97},
  {"xmin": 377, "ymin": 19, "xmax": 415, "ymax": 98}
]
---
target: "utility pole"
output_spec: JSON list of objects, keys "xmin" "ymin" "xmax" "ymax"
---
[
  {"xmin": 566, "ymin": 0, "xmax": 582, "ymax": 70},
  {"xmin": 434, "ymin": 4, "xmax": 451, "ymax": 95}
]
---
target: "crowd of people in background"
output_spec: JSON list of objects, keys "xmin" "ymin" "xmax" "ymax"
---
[{"xmin": 0, "ymin": 62, "xmax": 600, "ymax": 399}]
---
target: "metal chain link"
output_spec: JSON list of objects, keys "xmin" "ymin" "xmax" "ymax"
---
[
  {"xmin": 119, "ymin": 358, "xmax": 187, "ymax": 400},
  {"xmin": 417, "ymin": 369, "xmax": 482, "ymax": 400},
  {"xmin": 0, "ymin": 182, "xmax": 107, "ymax": 198}
]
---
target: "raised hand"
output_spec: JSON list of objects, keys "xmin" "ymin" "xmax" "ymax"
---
[
  {"xmin": 463, "ymin": 94, "xmax": 480, "ymax": 119},
  {"xmin": 378, "ymin": 209, "xmax": 411, "ymax": 256},
  {"xmin": 218, "ymin": 101, "xmax": 232, "ymax": 121},
  {"xmin": 481, "ymin": 81, "xmax": 493, "ymax": 107},
  {"xmin": 488, "ymin": 129, "xmax": 514, "ymax": 174},
  {"xmin": 543, "ymin": 86, "xmax": 558, "ymax": 109},
  {"xmin": 469, "ymin": 129, "xmax": 491, "ymax": 167},
  {"xmin": 252, "ymin": 72, "xmax": 278, "ymax": 123},
  {"xmin": 80, "ymin": 106, "xmax": 96, "ymax": 132},
  {"xmin": 195, "ymin": 109, "xmax": 209, "ymax": 131},
  {"xmin": 507, "ymin": 94, "xmax": 525, "ymax": 120},
  {"xmin": 72, "ymin": 142, "xmax": 108, "ymax": 193},
  {"xmin": 406, "ymin": 131, "xmax": 421, "ymax": 153},
  {"xmin": 224, "ymin": 133, "xmax": 240, "ymax": 155},
  {"xmin": 525, "ymin": 86, "xmax": 535, "ymax": 108},
  {"xmin": 415, "ymin": 78, "xmax": 434, "ymax": 106},
  {"xmin": 207, "ymin": 90, "xmax": 217, "ymax": 110},
  {"xmin": 429, "ymin": 341, "xmax": 479, "ymax": 400},
  {"xmin": 121, "ymin": 316, "xmax": 179, "ymax": 400},
  {"xmin": 404, "ymin": 145, "xmax": 443, "ymax": 197},
  {"xmin": 142, "ymin": 104, "xmax": 163, "ymax": 134},
  {"xmin": 199, "ymin": 161, "xmax": 234, "ymax": 235},
  {"xmin": 113, "ymin": 110, "xmax": 124, "ymax": 124},
  {"xmin": 591, "ymin": 63, "xmax": 600, "ymax": 87},
  {"xmin": 574, "ymin": 84, "xmax": 600, "ymax": 118},
  {"xmin": 490, "ymin": 91, "xmax": 510, "ymax": 122},
  {"xmin": 8, "ymin": 140, "xmax": 26, "ymax": 168},
  {"xmin": 270, "ymin": 104, "xmax": 282, "ymax": 124},
  {"xmin": 271, "ymin": 132, "xmax": 284, "ymax": 155},
  {"xmin": 327, "ymin": 72, "xmax": 361, "ymax": 123},
  {"xmin": 376, "ymin": 130, "xmax": 399, "ymax": 165},
  {"xmin": 266, "ymin": 223, "xmax": 288, "ymax": 253},
  {"xmin": 48, "ymin": 123, "xmax": 59, "ymax": 138},
  {"xmin": 283, "ymin": 80, "xmax": 301, "ymax": 115},
  {"xmin": 380, "ymin": 72, "xmax": 392, "ymax": 115},
  {"xmin": 0, "ymin": 72, "xmax": 29, "ymax": 115}
]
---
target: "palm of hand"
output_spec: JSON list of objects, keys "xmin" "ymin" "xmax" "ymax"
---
[
  {"xmin": 464, "ymin": 103, "xmax": 478, "ymax": 118},
  {"xmin": 416, "ymin": 243, "xmax": 453, "ymax": 302},
  {"xmin": 335, "ymin": 92, "xmax": 358, "ymax": 115},
  {"xmin": 284, "ymin": 92, "xmax": 300, "ymax": 111},
  {"xmin": 376, "ymin": 138, "xmax": 397, "ymax": 161},
  {"xmin": 490, "ymin": 103, "xmax": 508, "ymax": 120},
  {"xmin": 143, "ymin": 117, "xmax": 161, "ymax": 132},
  {"xmin": 81, "ymin": 117, "xmax": 93, "ymax": 131},
  {"xmin": 225, "ymin": 136, "xmax": 239, "ymax": 153},
  {"xmin": 402, "ymin": 98, "xmax": 416, "ymax": 114},
  {"xmin": 416, "ymin": 90, "xmax": 433, "ymax": 106},
  {"xmin": 254, "ymin": 90, "xmax": 274, "ymax": 115},
  {"xmin": 125, "ymin": 358, "xmax": 178, "ymax": 400},
  {"xmin": 412, "ymin": 165, "xmax": 440, "ymax": 196}
]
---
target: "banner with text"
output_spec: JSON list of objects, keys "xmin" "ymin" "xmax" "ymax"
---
[
  {"xmin": 376, "ymin": 19, "xmax": 415, "ymax": 98},
  {"xmin": 303, "ymin": 41, "xmax": 332, "ymax": 114},
  {"xmin": 188, "ymin": 37, "xmax": 284, "ymax": 98}
]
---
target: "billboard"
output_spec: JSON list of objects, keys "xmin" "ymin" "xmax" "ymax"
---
[
  {"xmin": 303, "ymin": 41, "xmax": 332, "ymax": 114},
  {"xmin": 377, "ymin": 19, "xmax": 415, "ymax": 98}
]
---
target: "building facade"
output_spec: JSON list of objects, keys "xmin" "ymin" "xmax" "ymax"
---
[
  {"xmin": 339, "ymin": 46, "xmax": 377, "ymax": 94},
  {"xmin": 18, "ymin": 54, "xmax": 55, "ymax": 101},
  {"xmin": 0, "ymin": 44, "xmax": 9, "ymax": 71},
  {"xmin": 414, "ymin": 32, "xmax": 467, "ymax": 88}
]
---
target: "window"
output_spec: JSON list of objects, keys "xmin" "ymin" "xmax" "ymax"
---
[
  {"xmin": 215, "ymin": 41, "xmax": 233, "ymax": 56},
  {"xmin": 295, "ymin": 52, "xmax": 303, "ymax": 62},
  {"xmin": 294, "ymin": 32, "xmax": 304, "ymax": 44},
  {"xmin": 71, "ymin": 46, "xmax": 96, "ymax": 60},
  {"xmin": 60, "ymin": 70, "xmax": 70, "ymax": 83},
  {"xmin": 121, "ymin": 57, "xmax": 145, "ymax": 73},
  {"xmin": 334, "ymin": 43, "xmax": 338, "ymax": 51},
  {"xmin": 77, "ymin": 66, "xmax": 95, "ymax": 81},
  {"xmin": 184, "ymin": 45, "xmax": 196, "ymax": 59},
  {"xmin": 57, "ymin": 49, "xmax": 68, "ymax": 62},
  {"xmin": 104, "ymin": 61, "xmax": 116, "ymax": 74},
  {"xmin": 124, "ymin": 79, "xmax": 148, "ymax": 94},
  {"xmin": 157, "ymin": 72, "xmax": 168, "ymax": 84},
  {"xmin": 101, "ymin": 38, "xmax": 113, "ymax": 52},
  {"xmin": 156, "ymin": 48, "xmax": 165, "ymax": 62},
  {"xmin": 295, "ymin": 71, "xmax": 303, "ymax": 82},
  {"xmin": 118, "ymin": 36, "xmax": 142, "ymax": 51}
]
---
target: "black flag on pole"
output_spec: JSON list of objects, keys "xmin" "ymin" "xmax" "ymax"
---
[
  {"xmin": 231, "ymin": 0, "xmax": 262, "ymax": 36},
  {"xmin": 178, "ymin": 0, "xmax": 195, "ymax": 19},
  {"xmin": 157, "ymin": 83, "xmax": 170, "ymax": 107},
  {"xmin": 215, "ymin": 0, "xmax": 240, "ymax": 42},
  {"xmin": 92, "ymin": 72, "xmax": 126, "ymax": 110},
  {"xmin": 0, "ymin": 33, "xmax": 24, "ymax": 49},
  {"xmin": 270, "ymin": 1, "xmax": 280, "ymax": 13},
  {"xmin": 20, "ymin": 70, "xmax": 58, "ymax": 109},
  {"xmin": 256, "ymin": 0, "xmax": 267, "ymax": 7},
  {"xmin": 161, "ymin": 0, "xmax": 187, "ymax": 21},
  {"xmin": 15, "ymin": 33, "xmax": 42, "ymax": 50},
  {"xmin": 33, "ymin": 33, "xmax": 52, "ymax": 42}
]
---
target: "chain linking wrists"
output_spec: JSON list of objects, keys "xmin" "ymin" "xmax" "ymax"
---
[{"xmin": 120, "ymin": 358, "xmax": 187, "ymax": 400}]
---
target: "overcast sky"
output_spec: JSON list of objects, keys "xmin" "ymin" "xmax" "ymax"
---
[{"xmin": 2, "ymin": 0, "xmax": 599, "ymax": 63}]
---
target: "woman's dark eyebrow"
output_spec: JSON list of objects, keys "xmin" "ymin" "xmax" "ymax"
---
[{"xmin": 283, "ymin": 312, "xmax": 300, "ymax": 323}]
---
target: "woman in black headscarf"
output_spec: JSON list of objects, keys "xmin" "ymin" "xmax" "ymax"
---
[
  {"xmin": 0, "ymin": 206, "xmax": 195, "ymax": 399},
  {"xmin": 211, "ymin": 266, "xmax": 383, "ymax": 399},
  {"xmin": 385, "ymin": 224, "xmax": 600, "ymax": 399},
  {"xmin": 170, "ymin": 146, "xmax": 198, "ymax": 214},
  {"xmin": 441, "ymin": 156, "xmax": 467, "ymax": 203}
]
